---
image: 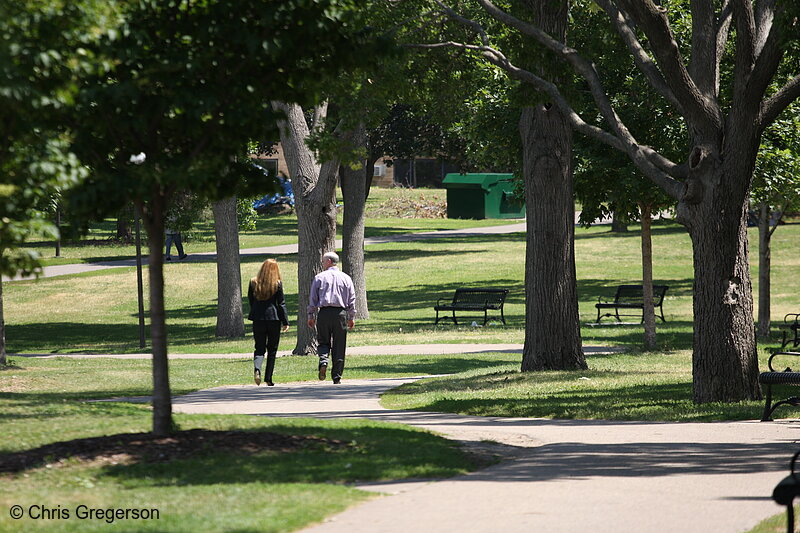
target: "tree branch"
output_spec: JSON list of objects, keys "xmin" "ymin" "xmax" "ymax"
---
[
  {"xmin": 730, "ymin": 0, "xmax": 757, "ymax": 103},
  {"xmin": 754, "ymin": 0, "xmax": 776, "ymax": 57},
  {"xmin": 593, "ymin": 0, "xmax": 683, "ymax": 113},
  {"xmin": 689, "ymin": 0, "xmax": 717, "ymax": 96},
  {"xmin": 616, "ymin": 0, "xmax": 723, "ymax": 133},
  {"xmin": 408, "ymin": 37, "xmax": 685, "ymax": 198},
  {"xmin": 760, "ymin": 75, "xmax": 800, "ymax": 131},
  {"xmin": 715, "ymin": 0, "xmax": 733, "ymax": 92}
]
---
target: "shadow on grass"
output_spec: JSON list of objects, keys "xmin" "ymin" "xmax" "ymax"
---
[
  {"xmin": 352, "ymin": 356, "xmax": 517, "ymax": 376},
  {"xmin": 385, "ymin": 371, "xmax": 765, "ymax": 421},
  {"xmin": 0, "ymin": 391, "xmax": 149, "ymax": 422},
  {"xmin": 98, "ymin": 423, "xmax": 475, "ymax": 487},
  {"xmin": 574, "ymin": 221, "xmax": 688, "ymax": 240}
]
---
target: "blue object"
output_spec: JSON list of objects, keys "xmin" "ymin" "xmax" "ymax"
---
[{"xmin": 253, "ymin": 176, "xmax": 294, "ymax": 212}]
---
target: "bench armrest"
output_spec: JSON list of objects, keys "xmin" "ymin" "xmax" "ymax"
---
[
  {"xmin": 436, "ymin": 297, "xmax": 450, "ymax": 306},
  {"xmin": 767, "ymin": 351, "xmax": 800, "ymax": 372}
]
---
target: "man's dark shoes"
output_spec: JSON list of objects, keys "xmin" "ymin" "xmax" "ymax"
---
[
  {"xmin": 265, "ymin": 380, "xmax": 274, "ymax": 386},
  {"xmin": 318, "ymin": 364, "xmax": 327, "ymax": 381},
  {"xmin": 178, "ymin": 254, "xmax": 188, "ymax": 260},
  {"xmin": 333, "ymin": 378, "xmax": 341, "ymax": 384},
  {"xmin": 254, "ymin": 368, "xmax": 261, "ymax": 386}
]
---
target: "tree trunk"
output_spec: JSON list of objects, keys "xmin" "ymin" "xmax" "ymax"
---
[
  {"xmin": 756, "ymin": 202, "xmax": 772, "ymax": 339},
  {"xmin": 273, "ymin": 101, "xmax": 339, "ymax": 354},
  {"xmin": 519, "ymin": 0, "xmax": 585, "ymax": 371},
  {"xmin": 639, "ymin": 203, "xmax": 656, "ymax": 350},
  {"xmin": 519, "ymin": 103, "xmax": 586, "ymax": 371},
  {"xmin": 611, "ymin": 213, "xmax": 628, "ymax": 233},
  {"xmin": 340, "ymin": 122, "xmax": 369, "ymax": 320},
  {"xmin": 212, "ymin": 196, "xmax": 245, "ymax": 338},
  {"xmin": 0, "ymin": 278, "xmax": 6, "ymax": 366},
  {"xmin": 116, "ymin": 203, "xmax": 134, "ymax": 243},
  {"xmin": 679, "ymin": 144, "xmax": 760, "ymax": 403},
  {"xmin": 138, "ymin": 193, "xmax": 173, "ymax": 436}
]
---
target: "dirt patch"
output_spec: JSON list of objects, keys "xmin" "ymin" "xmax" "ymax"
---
[
  {"xmin": 368, "ymin": 191, "xmax": 446, "ymax": 218},
  {"xmin": 0, "ymin": 429, "xmax": 347, "ymax": 475}
]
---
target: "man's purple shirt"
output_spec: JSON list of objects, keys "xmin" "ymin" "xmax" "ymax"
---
[{"xmin": 307, "ymin": 266, "xmax": 356, "ymax": 320}]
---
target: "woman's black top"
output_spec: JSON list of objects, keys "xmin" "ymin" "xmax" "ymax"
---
[{"xmin": 247, "ymin": 281, "xmax": 289, "ymax": 324}]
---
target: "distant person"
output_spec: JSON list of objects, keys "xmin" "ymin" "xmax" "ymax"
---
[
  {"xmin": 307, "ymin": 252, "xmax": 355, "ymax": 384},
  {"xmin": 248, "ymin": 259, "xmax": 290, "ymax": 386},
  {"xmin": 164, "ymin": 226, "xmax": 187, "ymax": 261}
]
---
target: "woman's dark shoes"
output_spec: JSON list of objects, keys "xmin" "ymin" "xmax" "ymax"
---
[
  {"xmin": 254, "ymin": 368, "xmax": 261, "ymax": 386},
  {"xmin": 318, "ymin": 364, "xmax": 327, "ymax": 380}
]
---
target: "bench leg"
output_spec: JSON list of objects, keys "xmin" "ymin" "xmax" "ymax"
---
[
  {"xmin": 658, "ymin": 305, "xmax": 666, "ymax": 322},
  {"xmin": 761, "ymin": 385, "xmax": 774, "ymax": 421},
  {"xmin": 452, "ymin": 310, "xmax": 458, "ymax": 325},
  {"xmin": 500, "ymin": 306, "xmax": 506, "ymax": 325},
  {"xmin": 435, "ymin": 310, "xmax": 440, "ymax": 325},
  {"xmin": 596, "ymin": 307, "xmax": 602, "ymax": 323},
  {"xmin": 483, "ymin": 309, "xmax": 489, "ymax": 325}
]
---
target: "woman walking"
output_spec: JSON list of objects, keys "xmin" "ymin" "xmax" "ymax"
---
[{"xmin": 247, "ymin": 259, "xmax": 289, "ymax": 386}]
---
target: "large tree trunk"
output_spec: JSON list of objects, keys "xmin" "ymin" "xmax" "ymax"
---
[
  {"xmin": 639, "ymin": 203, "xmax": 656, "ymax": 350},
  {"xmin": 519, "ymin": 103, "xmax": 586, "ymax": 371},
  {"xmin": 0, "ymin": 278, "xmax": 6, "ymax": 366},
  {"xmin": 212, "ymin": 196, "xmax": 245, "ymax": 338},
  {"xmin": 273, "ymin": 101, "xmax": 339, "ymax": 354},
  {"xmin": 756, "ymin": 202, "xmax": 772, "ymax": 339},
  {"xmin": 519, "ymin": 0, "xmax": 585, "ymax": 371},
  {"xmin": 340, "ymin": 122, "xmax": 369, "ymax": 320},
  {"xmin": 138, "ymin": 193, "xmax": 173, "ymax": 436},
  {"xmin": 679, "ymin": 144, "xmax": 760, "ymax": 403}
]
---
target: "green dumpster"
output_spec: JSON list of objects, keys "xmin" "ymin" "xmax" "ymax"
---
[{"xmin": 442, "ymin": 173, "xmax": 525, "ymax": 219}]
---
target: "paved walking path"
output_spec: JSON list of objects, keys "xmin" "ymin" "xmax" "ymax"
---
[
  {"xmin": 4, "ymin": 222, "xmax": 528, "ymax": 281},
  {"xmin": 170, "ymin": 376, "xmax": 800, "ymax": 533}
]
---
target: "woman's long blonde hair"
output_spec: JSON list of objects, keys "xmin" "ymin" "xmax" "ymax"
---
[{"xmin": 252, "ymin": 259, "xmax": 282, "ymax": 300}]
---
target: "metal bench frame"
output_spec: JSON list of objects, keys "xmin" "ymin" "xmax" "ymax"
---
[
  {"xmin": 595, "ymin": 284, "xmax": 669, "ymax": 323},
  {"xmin": 781, "ymin": 313, "xmax": 800, "ymax": 350},
  {"xmin": 759, "ymin": 351, "xmax": 800, "ymax": 421},
  {"xmin": 434, "ymin": 288, "xmax": 509, "ymax": 325}
]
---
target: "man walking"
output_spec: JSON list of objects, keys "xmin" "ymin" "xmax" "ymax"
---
[{"xmin": 307, "ymin": 252, "xmax": 356, "ymax": 384}]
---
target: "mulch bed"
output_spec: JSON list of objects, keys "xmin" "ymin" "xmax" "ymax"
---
[{"xmin": 0, "ymin": 429, "xmax": 347, "ymax": 475}]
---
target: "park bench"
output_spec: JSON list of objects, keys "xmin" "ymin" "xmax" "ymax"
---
[
  {"xmin": 595, "ymin": 284, "xmax": 669, "ymax": 323},
  {"xmin": 781, "ymin": 313, "xmax": 800, "ymax": 350},
  {"xmin": 759, "ymin": 351, "xmax": 800, "ymax": 421},
  {"xmin": 434, "ymin": 288, "xmax": 509, "ymax": 326},
  {"xmin": 771, "ymin": 449, "xmax": 800, "ymax": 533}
]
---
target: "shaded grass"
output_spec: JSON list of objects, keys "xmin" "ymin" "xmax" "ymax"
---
[
  {"xmin": 0, "ymin": 355, "xmax": 486, "ymax": 533},
  {"xmin": 0, "ymin": 354, "xmax": 520, "ymax": 451},
  {"xmin": 380, "ymin": 349, "xmax": 774, "ymax": 421},
  {"xmin": 29, "ymin": 187, "xmax": 519, "ymax": 266},
  {"xmin": 5, "ymin": 218, "xmax": 799, "ymax": 359}
]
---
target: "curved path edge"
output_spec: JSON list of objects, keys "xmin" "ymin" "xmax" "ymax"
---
[{"xmin": 169, "ymin": 376, "xmax": 800, "ymax": 533}]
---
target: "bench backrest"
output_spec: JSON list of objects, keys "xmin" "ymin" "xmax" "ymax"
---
[
  {"xmin": 452, "ymin": 288, "xmax": 509, "ymax": 307},
  {"xmin": 614, "ymin": 284, "xmax": 668, "ymax": 305}
]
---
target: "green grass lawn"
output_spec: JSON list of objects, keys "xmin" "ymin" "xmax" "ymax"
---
[
  {"xmin": 26, "ymin": 187, "xmax": 521, "ymax": 266},
  {"xmin": 4, "ymin": 201, "xmax": 800, "ymax": 532},
  {"xmin": 0, "ymin": 356, "xmax": 486, "ymax": 533},
  {"xmin": 6, "ymin": 219, "xmax": 798, "ymax": 355}
]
